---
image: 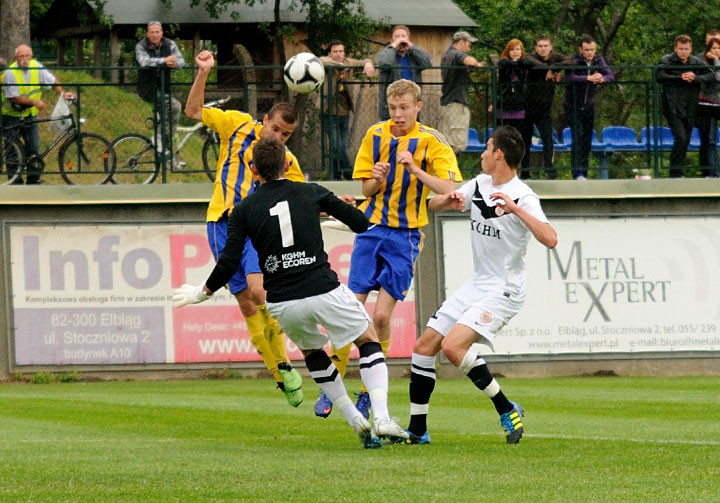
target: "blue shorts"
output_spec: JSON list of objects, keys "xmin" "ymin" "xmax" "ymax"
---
[
  {"xmin": 348, "ymin": 224, "xmax": 422, "ymax": 301},
  {"xmin": 207, "ymin": 218, "xmax": 261, "ymax": 294}
]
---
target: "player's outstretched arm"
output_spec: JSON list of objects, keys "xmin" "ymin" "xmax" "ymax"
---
[
  {"xmin": 185, "ymin": 50, "xmax": 214, "ymax": 121},
  {"xmin": 321, "ymin": 191, "xmax": 370, "ymax": 233}
]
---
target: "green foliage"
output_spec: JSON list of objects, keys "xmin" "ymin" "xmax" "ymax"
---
[
  {"xmin": 0, "ymin": 377, "xmax": 719, "ymax": 502},
  {"xmin": 31, "ymin": 372, "xmax": 52, "ymax": 384}
]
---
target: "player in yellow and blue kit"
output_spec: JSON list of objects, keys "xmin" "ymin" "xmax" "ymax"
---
[
  {"xmin": 186, "ymin": 50, "xmax": 305, "ymax": 406},
  {"xmin": 315, "ymin": 79, "xmax": 462, "ymax": 418}
]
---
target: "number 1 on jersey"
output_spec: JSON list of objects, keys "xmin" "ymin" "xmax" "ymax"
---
[{"xmin": 269, "ymin": 200, "xmax": 294, "ymax": 247}]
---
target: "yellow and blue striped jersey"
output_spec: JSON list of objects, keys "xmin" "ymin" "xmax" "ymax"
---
[
  {"xmin": 353, "ymin": 120, "xmax": 461, "ymax": 229},
  {"xmin": 203, "ymin": 108, "xmax": 304, "ymax": 222}
]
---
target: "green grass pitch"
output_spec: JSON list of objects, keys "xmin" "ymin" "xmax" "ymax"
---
[{"xmin": 1, "ymin": 376, "xmax": 718, "ymax": 502}]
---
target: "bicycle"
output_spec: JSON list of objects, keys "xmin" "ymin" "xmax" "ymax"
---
[
  {"xmin": 1, "ymin": 97, "xmax": 116, "ymax": 185},
  {"xmin": 110, "ymin": 97, "xmax": 228, "ymax": 184}
]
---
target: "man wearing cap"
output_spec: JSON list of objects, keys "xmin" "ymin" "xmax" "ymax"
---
[
  {"xmin": 135, "ymin": 21, "xmax": 185, "ymax": 161},
  {"xmin": 439, "ymin": 31, "xmax": 484, "ymax": 154}
]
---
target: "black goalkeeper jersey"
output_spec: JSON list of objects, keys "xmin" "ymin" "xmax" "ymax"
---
[{"xmin": 206, "ymin": 179, "xmax": 369, "ymax": 302}]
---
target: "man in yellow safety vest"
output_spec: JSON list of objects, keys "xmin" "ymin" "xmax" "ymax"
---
[{"xmin": 2, "ymin": 44, "xmax": 73, "ymax": 184}]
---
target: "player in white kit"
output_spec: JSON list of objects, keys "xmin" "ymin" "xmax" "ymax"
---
[{"xmin": 401, "ymin": 126, "xmax": 558, "ymax": 444}]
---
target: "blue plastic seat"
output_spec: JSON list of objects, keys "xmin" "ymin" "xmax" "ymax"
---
[
  {"xmin": 592, "ymin": 129, "xmax": 608, "ymax": 151},
  {"xmin": 556, "ymin": 127, "xmax": 572, "ymax": 152},
  {"xmin": 465, "ymin": 128, "xmax": 485, "ymax": 153},
  {"xmin": 602, "ymin": 126, "xmax": 642, "ymax": 151},
  {"xmin": 640, "ymin": 127, "xmax": 674, "ymax": 151},
  {"xmin": 689, "ymin": 127, "xmax": 701, "ymax": 151},
  {"xmin": 560, "ymin": 127, "xmax": 606, "ymax": 150}
]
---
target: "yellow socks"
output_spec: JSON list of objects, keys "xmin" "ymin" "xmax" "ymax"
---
[{"xmin": 246, "ymin": 310, "xmax": 283, "ymax": 383}]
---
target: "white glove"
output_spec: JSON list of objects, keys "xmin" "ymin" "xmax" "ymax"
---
[{"xmin": 172, "ymin": 283, "xmax": 211, "ymax": 307}]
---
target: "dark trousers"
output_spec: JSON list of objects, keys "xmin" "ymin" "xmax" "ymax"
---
[
  {"xmin": 523, "ymin": 108, "xmax": 557, "ymax": 178},
  {"xmin": 497, "ymin": 117, "xmax": 533, "ymax": 178},
  {"xmin": 665, "ymin": 113, "xmax": 692, "ymax": 178},
  {"xmin": 2, "ymin": 115, "xmax": 41, "ymax": 184},
  {"xmin": 565, "ymin": 106, "xmax": 594, "ymax": 179},
  {"xmin": 323, "ymin": 114, "xmax": 352, "ymax": 180},
  {"xmin": 697, "ymin": 105, "xmax": 720, "ymax": 178}
]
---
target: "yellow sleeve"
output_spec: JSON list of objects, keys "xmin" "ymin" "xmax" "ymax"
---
[
  {"xmin": 285, "ymin": 152, "xmax": 305, "ymax": 182},
  {"xmin": 352, "ymin": 127, "xmax": 377, "ymax": 179},
  {"xmin": 202, "ymin": 109, "xmax": 252, "ymax": 141},
  {"xmin": 426, "ymin": 136, "xmax": 463, "ymax": 182}
]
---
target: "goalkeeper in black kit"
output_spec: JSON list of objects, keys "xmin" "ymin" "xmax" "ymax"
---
[{"xmin": 173, "ymin": 136, "xmax": 408, "ymax": 448}]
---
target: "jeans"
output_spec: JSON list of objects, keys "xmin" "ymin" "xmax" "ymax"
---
[
  {"xmin": 523, "ymin": 108, "xmax": 557, "ymax": 178},
  {"xmin": 665, "ymin": 113, "xmax": 692, "ymax": 178},
  {"xmin": 565, "ymin": 107, "xmax": 594, "ymax": 179},
  {"xmin": 697, "ymin": 106, "xmax": 720, "ymax": 178},
  {"xmin": 2, "ymin": 114, "xmax": 41, "ymax": 183},
  {"xmin": 323, "ymin": 114, "xmax": 352, "ymax": 179}
]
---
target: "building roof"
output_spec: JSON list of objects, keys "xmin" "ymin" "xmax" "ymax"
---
[{"xmin": 96, "ymin": 0, "xmax": 476, "ymax": 27}]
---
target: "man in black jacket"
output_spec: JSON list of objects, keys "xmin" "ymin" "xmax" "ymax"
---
[
  {"xmin": 563, "ymin": 35, "xmax": 615, "ymax": 180},
  {"xmin": 657, "ymin": 35, "xmax": 711, "ymax": 177},
  {"xmin": 524, "ymin": 36, "xmax": 573, "ymax": 179}
]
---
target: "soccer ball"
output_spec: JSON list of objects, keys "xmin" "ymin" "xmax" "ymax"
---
[{"xmin": 283, "ymin": 52, "xmax": 325, "ymax": 94}]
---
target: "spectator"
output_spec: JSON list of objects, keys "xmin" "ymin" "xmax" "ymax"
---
[
  {"xmin": 656, "ymin": 35, "xmax": 708, "ymax": 178},
  {"xmin": 563, "ymin": 35, "xmax": 614, "ymax": 180},
  {"xmin": 438, "ymin": 31, "xmax": 484, "ymax": 154},
  {"xmin": 136, "ymin": 21, "xmax": 185, "ymax": 160},
  {"xmin": 1, "ymin": 44, "xmax": 74, "ymax": 184},
  {"xmin": 376, "ymin": 25, "xmax": 432, "ymax": 120},
  {"xmin": 319, "ymin": 40, "xmax": 376, "ymax": 180},
  {"xmin": 524, "ymin": 35, "xmax": 574, "ymax": 179},
  {"xmin": 495, "ymin": 39, "xmax": 534, "ymax": 178},
  {"xmin": 697, "ymin": 31, "xmax": 720, "ymax": 178}
]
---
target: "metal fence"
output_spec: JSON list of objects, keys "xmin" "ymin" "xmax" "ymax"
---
[{"xmin": 1, "ymin": 63, "xmax": 717, "ymax": 184}]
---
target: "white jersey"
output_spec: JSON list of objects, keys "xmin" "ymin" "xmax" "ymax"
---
[{"xmin": 457, "ymin": 173, "xmax": 548, "ymax": 304}]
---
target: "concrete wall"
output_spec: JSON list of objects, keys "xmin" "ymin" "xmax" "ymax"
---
[{"xmin": 2, "ymin": 179, "xmax": 720, "ymax": 379}]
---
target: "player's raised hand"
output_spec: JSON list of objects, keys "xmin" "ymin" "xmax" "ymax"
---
[
  {"xmin": 397, "ymin": 151, "xmax": 418, "ymax": 174},
  {"xmin": 339, "ymin": 194, "xmax": 357, "ymax": 207},
  {"xmin": 173, "ymin": 283, "xmax": 211, "ymax": 308},
  {"xmin": 489, "ymin": 191, "xmax": 519, "ymax": 214},
  {"xmin": 446, "ymin": 191, "xmax": 466, "ymax": 210},
  {"xmin": 195, "ymin": 50, "xmax": 215, "ymax": 71},
  {"xmin": 372, "ymin": 162, "xmax": 390, "ymax": 182}
]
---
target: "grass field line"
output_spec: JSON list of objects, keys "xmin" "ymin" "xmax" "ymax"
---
[{"xmin": 527, "ymin": 432, "xmax": 720, "ymax": 446}]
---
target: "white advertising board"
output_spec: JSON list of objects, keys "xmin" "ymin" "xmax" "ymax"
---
[
  {"xmin": 441, "ymin": 216, "xmax": 720, "ymax": 354},
  {"xmin": 9, "ymin": 223, "xmax": 416, "ymax": 366}
]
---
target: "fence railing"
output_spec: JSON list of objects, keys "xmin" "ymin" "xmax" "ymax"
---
[{"xmin": 2, "ymin": 64, "xmax": 717, "ymax": 184}]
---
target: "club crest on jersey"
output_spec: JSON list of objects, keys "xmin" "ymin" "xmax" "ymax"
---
[
  {"xmin": 265, "ymin": 255, "xmax": 280, "ymax": 273},
  {"xmin": 472, "ymin": 184, "xmax": 518, "ymax": 220}
]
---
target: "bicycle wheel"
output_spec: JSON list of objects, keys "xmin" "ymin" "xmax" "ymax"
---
[
  {"xmin": 58, "ymin": 132, "xmax": 115, "ymax": 185},
  {"xmin": 1, "ymin": 138, "xmax": 25, "ymax": 185},
  {"xmin": 111, "ymin": 133, "xmax": 158, "ymax": 184},
  {"xmin": 201, "ymin": 132, "xmax": 219, "ymax": 182}
]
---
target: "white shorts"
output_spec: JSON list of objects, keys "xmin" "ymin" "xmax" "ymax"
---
[
  {"xmin": 426, "ymin": 280, "xmax": 522, "ymax": 350},
  {"xmin": 266, "ymin": 284, "xmax": 370, "ymax": 351}
]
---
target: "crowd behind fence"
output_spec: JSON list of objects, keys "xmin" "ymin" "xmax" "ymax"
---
[{"xmin": 2, "ymin": 64, "xmax": 719, "ymax": 184}]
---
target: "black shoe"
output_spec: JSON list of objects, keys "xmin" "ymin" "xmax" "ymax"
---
[
  {"xmin": 25, "ymin": 179, "xmax": 43, "ymax": 185},
  {"xmin": 8, "ymin": 178, "xmax": 24, "ymax": 185},
  {"xmin": 546, "ymin": 169, "xmax": 558, "ymax": 180}
]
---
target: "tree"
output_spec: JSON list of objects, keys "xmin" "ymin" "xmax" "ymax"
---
[{"xmin": 0, "ymin": 0, "xmax": 31, "ymax": 62}]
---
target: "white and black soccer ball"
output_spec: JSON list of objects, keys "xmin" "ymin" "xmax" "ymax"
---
[{"xmin": 283, "ymin": 52, "xmax": 325, "ymax": 94}]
